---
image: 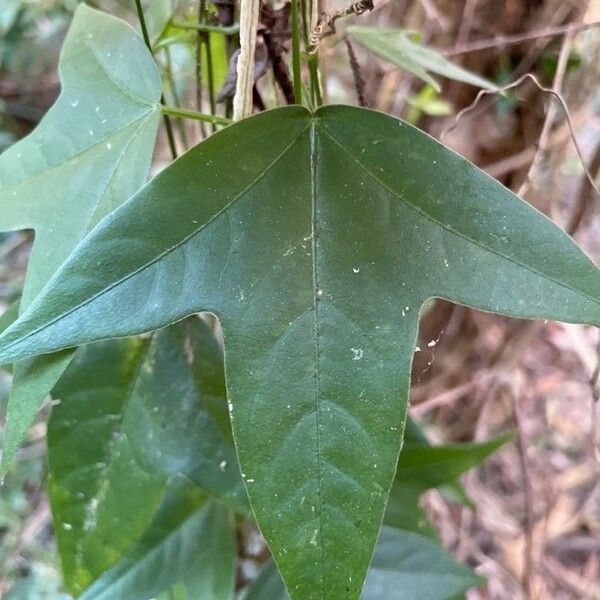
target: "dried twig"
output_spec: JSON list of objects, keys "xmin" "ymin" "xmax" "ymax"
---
[
  {"xmin": 566, "ymin": 141, "xmax": 600, "ymax": 235},
  {"xmin": 590, "ymin": 333, "xmax": 600, "ymax": 462},
  {"xmin": 233, "ymin": 0, "xmax": 261, "ymax": 120},
  {"xmin": 261, "ymin": 2, "xmax": 295, "ymax": 105},
  {"xmin": 442, "ymin": 73, "xmax": 600, "ymax": 201},
  {"xmin": 308, "ymin": 0, "xmax": 374, "ymax": 55},
  {"xmin": 517, "ymin": 33, "xmax": 573, "ymax": 198},
  {"xmin": 343, "ymin": 35, "xmax": 369, "ymax": 107},
  {"xmin": 509, "ymin": 385, "xmax": 536, "ymax": 598},
  {"xmin": 442, "ymin": 19, "xmax": 600, "ymax": 57}
]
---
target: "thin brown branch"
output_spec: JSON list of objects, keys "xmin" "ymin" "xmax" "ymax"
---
[
  {"xmin": 591, "ymin": 332, "xmax": 600, "ymax": 462},
  {"xmin": 308, "ymin": 0, "xmax": 374, "ymax": 54},
  {"xmin": 343, "ymin": 35, "xmax": 369, "ymax": 107},
  {"xmin": 509, "ymin": 385, "xmax": 536, "ymax": 599},
  {"xmin": 517, "ymin": 33, "xmax": 573, "ymax": 198},
  {"xmin": 442, "ymin": 73, "xmax": 600, "ymax": 202},
  {"xmin": 261, "ymin": 2, "xmax": 295, "ymax": 105},
  {"xmin": 442, "ymin": 19, "xmax": 600, "ymax": 56},
  {"xmin": 566, "ymin": 141, "xmax": 600, "ymax": 235}
]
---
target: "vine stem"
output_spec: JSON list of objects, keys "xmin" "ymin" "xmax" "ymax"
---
[
  {"xmin": 133, "ymin": 0, "xmax": 178, "ymax": 159},
  {"xmin": 290, "ymin": 0, "xmax": 303, "ymax": 104},
  {"xmin": 198, "ymin": 0, "xmax": 217, "ymax": 134},
  {"xmin": 173, "ymin": 21, "xmax": 240, "ymax": 35},
  {"xmin": 161, "ymin": 105, "xmax": 232, "ymax": 127},
  {"xmin": 233, "ymin": 0, "xmax": 261, "ymax": 120}
]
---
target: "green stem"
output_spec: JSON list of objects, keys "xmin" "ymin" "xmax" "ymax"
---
[
  {"xmin": 164, "ymin": 48, "xmax": 189, "ymax": 148},
  {"xmin": 204, "ymin": 39, "xmax": 217, "ymax": 131},
  {"xmin": 299, "ymin": 0, "xmax": 310, "ymax": 47},
  {"xmin": 199, "ymin": 0, "xmax": 217, "ymax": 133},
  {"xmin": 134, "ymin": 0, "xmax": 152, "ymax": 47},
  {"xmin": 299, "ymin": 0, "xmax": 322, "ymax": 106},
  {"xmin": 172, "ymin": 20, "xmax": 240, "ymax": 35},
  {"xmin": 309, "ymin": 57, "xmax": 323, "ymax": 106},
  {"xmin": 134, "ymin": 0, "xmax": 178, "ymax": 159},
  {"xmin": 161, "ymin": 105, "xmax": 232, "ymax": 127},
  {"xmin": 290, "ymin": 0, "xmax": 303, "ymax": 105}
]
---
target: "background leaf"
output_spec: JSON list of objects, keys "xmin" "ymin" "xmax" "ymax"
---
[
  {"xmin": 0, "ymin": 4, "xmax": 161, "ymax": 474},
  {"xmin": 362, "ymin": 527, "xmax": 483, "ymax": 600},
  {"xmin": 48, "ymin": 317, "xmax": 245, "ymax": 594},
  {"xmin": 79, "ymin": 479, "xmax": 236, "ymax": 600},
  {"xmin": 385, "ymin": 421, "xmax": 511, "ymax": 534},
  {"xmin": 347, "ymin": 26, "xmax": 496, "ymax": 91},
  {"xmin": 0, "ymin": 106, "xmax": 598, "ymax": 598}
]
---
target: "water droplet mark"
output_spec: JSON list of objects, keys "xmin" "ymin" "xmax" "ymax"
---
[{"xmin": 351, "ymin": 347, "xmax": 364, "ymax": 361}]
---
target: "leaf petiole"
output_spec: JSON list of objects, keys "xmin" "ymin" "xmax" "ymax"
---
[{"xmin": 160, "ymin": 105, "xmax": 232, "ymax": 127}]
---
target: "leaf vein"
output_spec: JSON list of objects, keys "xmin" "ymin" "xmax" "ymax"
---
[{"xmin": 315, "ymin": 124, "xmax": 599, "ymax": 309}]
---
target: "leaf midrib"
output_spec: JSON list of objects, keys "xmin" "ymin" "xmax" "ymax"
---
[{"xmin": 309, "ymin": 121, "xmax": 326, "ymax": 596}]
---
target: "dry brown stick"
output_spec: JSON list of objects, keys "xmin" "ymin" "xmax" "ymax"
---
[
  {"xmin": 442, "ymin": 73, "xmax": 600, "ymax": 201},
  {"xmin": 195, "ymin": 2, "xmax": 207, "ymax": 138},
  {"xmin": 308, "ymin": 0, "xmax": 374, "ymax": 54},
  {"xmin": 417, "ymin": 0, "xmax": 451, "ymax": 31},
  {"xmin": 343, "ymin": 35, "xmax": 369, "ymax": 107},
  {"xmin": 263, "ymin": 36, "xmax": 295, "ymax": 104},
  {"xmin": 517, "ymin": 33, "xmax": 573, "ymax": 198},
  {"xmin": 566, "ymin": 140, "xmax": 600, "ymax": 235},
  {"xmin": 410, "ymin": 376, "xmax": 493, "ymax": 418},
  {"xmin": 441, "ymin": 19, "xmax": 600, "ymax": 56},
  {"xmin": 590, "ymin": 332, "xmax": 600, "ymax": 461},
  {"xmin": 508, "ymin": 384, "xmax": 536, "ymax": 599},
  {"xmin": 483, "ymin": 147, "xmax": 537, "ymax": 179},
  {"xmin": 455, "ymin": 0, "xmax": 479, "ymax": 49},
  {"xmin": 261, "ymin": 3, "xmax": 295, "ymax": 105}
]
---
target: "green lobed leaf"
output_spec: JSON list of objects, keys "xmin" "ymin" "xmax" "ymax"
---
[
  {"xmin": 347, "ymin": 26, "xmax": 496, "ymax": 92},
  {"xmin": 79, "ymin": 479, "xmax": 236, "ymax": 600},
  {"xmin": 362, "ymin": 527, "xmax": 483, "ymax": 600},
  {"xmin": 385, "ymin": 422, "xmax": 511, "ymax": 534},
  {"xmin": 0, "ymin": 105, "xmax": 598, "ymax": 598},
  {"xmin": 48, "ymin": 317, "xmax": 246, "ymax": 594},
  {"xmin": 397, "ymin": 428, "xmax": 513, "ymax": 491},
  {"xmin": 0, "ymin": 4, "xmax": 161, "ymax": 474}
]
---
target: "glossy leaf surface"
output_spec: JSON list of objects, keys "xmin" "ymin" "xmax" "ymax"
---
[
  {"xmin": 347, "ymin": 26, "xmax": 495, "ymax": 91},
  {"xmin": 0, "ymin": 4, "xmax": 161, "ymax": 473},
  {"xmin": 48, "ymin": 318, "xmax": 245, "ymax": 594},
  {"xmin": 80, "ymin": 481, "xmax": 236, "ymax": 600},
  {"xmin": 0, "ymin": 106, "xmax": 598, "ymax": 598}
]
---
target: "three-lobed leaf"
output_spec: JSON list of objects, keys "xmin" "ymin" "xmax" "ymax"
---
[
  {"xmin": 0, "ymin": 4, "xmax": 161, "ymax": 473},
  {"xmin": 0, "ymin": 106, "xmax": 598, "ymax": 599}
]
